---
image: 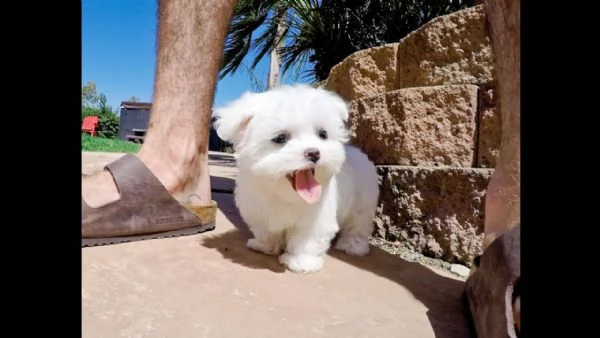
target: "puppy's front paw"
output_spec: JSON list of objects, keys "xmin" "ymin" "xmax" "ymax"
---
[
  {"xmin": 334, "ymin": 235, "xmax": 370, "ymax": 256},
  {"xmin": 279, "ymin": 253, "xmax": 324, "ymax": 273},
  {"xmin": 246, "ymin": 238, "xmax": 281, "ymax": 255}
]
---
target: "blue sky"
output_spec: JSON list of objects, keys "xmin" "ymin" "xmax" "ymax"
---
[{"xmin": 82, "ymin": 0, "xmax": 311, "ymax": 113}]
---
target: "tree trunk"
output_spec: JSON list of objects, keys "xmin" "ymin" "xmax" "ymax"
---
[{"xmin": 267, "ymin": 9, "xmax": 286, "ymax": 89}]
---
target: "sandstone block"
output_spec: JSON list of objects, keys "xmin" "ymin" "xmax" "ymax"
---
[
  {"xmin": 348, "ymin": 85, "xmax": 478, "ymax": 166},
  {"xmin": 395, "ymin": 5, "xmax": 496, "ymax": 89},
  {"xmin": 375, "ymin": 165, "xmax": 493, "ymax": 266},
  {"xmin": 325, "ymin": 43, "xmax": 398, "ymax": 102},
  {"xmin": 477, "ymin": 88, "xmax": 501, "ymax": 168}
]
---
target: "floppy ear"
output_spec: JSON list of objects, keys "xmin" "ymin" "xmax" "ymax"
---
[
  {"xmin": 319, "ymin": 88, "xmax": 349, "ymax": 123},
  {"xmin": 330, "ymin": 94, "xmax": 350, "ymax": 123},
  {"xmin": 212, "ymin": 92, "xmax": 256, "ymax": 146}
]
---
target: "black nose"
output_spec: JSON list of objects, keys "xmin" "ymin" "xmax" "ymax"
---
[{"xmin": 304, "ymin": 148, "xmax": 320, "ymax": 163}]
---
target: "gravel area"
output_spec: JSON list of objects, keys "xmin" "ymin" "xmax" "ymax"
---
[{"xmin": 369, "ymin": 237, "xmax": 470, "ymax": 280}]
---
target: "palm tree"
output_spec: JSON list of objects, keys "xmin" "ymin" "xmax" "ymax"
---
[
  {"xmin": 220, "ymin": 0, "xmax": 475, "ymax": 84},
  {"xmin": 220, "ymin": 0, "xmax": 289, "ymax": 89}
]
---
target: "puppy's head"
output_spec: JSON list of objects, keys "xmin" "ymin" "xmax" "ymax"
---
[{"xmin": 213, "ymin": 84, "xmax": 349, "ymax": 204}]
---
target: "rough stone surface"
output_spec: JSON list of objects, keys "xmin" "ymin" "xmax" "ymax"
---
[
  {"xmin": 395, "ymin": 5, "xmax": 496, "ymax": 90},
  {"xmin": 325, "ymin": 43, "xmax": 398, "ymax": 102},
  {"xmin": 348, "ymin": 85, "xmax": 478, "ymax": 166},
  {"xmin": 375, "ymin": 165, "xmax": 493, "ymax": 266},
  {"xmin": 477, "ymin": 88, "xmax": 501, "ymax": 168}
]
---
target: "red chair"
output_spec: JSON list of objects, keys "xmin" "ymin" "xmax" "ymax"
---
[{"xmin": 82, "ymin": 115, "xmax": 99, "ymax": 136}]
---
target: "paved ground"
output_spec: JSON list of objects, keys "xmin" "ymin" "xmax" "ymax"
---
[{"xmin": 82, "ymin": 151, "xmax": 473, "ymax": 338}]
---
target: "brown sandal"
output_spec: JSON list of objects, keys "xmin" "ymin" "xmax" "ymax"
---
[
  {"xmin": 82, "ymin": 153, "xmax": 217, "ymax": 247},
  {"xmin": 464, "ymin": 223, "xmax": 520, "ymax": 338}
]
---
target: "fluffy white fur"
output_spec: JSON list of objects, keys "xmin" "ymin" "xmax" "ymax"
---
[{"xmin": 212, "ymin": 84, "xmax": 379, "ymax": 273}]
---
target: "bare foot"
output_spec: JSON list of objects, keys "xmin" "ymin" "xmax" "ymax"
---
[
  {"xmin": 82, "ymin": 171, "xmax": 121, "ymax": 208},
  {"xmin": 82, "ymin": 144, "xmax": 212, "ymax": 208}
]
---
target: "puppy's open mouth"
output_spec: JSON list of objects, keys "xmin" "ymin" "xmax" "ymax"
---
[{"xmin": 286, "ymin": 168, "xmax": 322, "ymax": 204}]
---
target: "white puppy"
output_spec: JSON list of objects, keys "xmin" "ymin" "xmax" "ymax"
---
[{"xmin": 212, "ymin": 84, "xmax": 379, "ymax": 273}]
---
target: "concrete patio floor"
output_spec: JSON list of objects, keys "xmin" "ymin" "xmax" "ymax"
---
[{"xmin": 82, "ymin": 151, "xmax": 473, "ymax": 338}]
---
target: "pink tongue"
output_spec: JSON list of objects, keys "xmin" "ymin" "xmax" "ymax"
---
[{"xmin": 294, "ymin": 169, "xmax": 322, "ymax": 204}]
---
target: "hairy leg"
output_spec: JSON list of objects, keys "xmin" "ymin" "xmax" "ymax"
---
[
  {"xmin": 481, "ymin": 0, "xmax": 520, "ymax": 250},
  {"xmin": 480, "ymin": 0, "xmax": 521, "ymax": 334},
  {"xmin": 82, "ymin": 0, "xmax": 238, "ymax": 208}
]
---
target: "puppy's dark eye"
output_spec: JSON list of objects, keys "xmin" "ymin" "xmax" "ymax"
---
[
  {"xmin": 271, "ymin": 133, "xmax": 288, "ymax": 144},
  {"xmin": 318, "ymin": 129, "xmax": 328, "ymax": 140}
]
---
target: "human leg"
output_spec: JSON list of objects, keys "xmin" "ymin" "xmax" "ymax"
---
[
  {"xmin": 465, "ymin": 0, "xmax": 521, "ymax": 337},
  {"xmin": 481, "ymin": 0, "xmax": 521, "ymax": 250},
  {"xmin": 82, "ymin": 0, "xmax": 239, "ymax": 244}
]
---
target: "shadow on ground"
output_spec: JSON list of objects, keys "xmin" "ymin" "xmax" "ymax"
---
[
  {"xmin": 202, "ymin": 190, "xmax": 286, "ymax": 273},
  {"xmin": 202, "ymin": 177, "xmax": 474, "ymax": 338},
  {"xmin": 329, "ymin": 245, "xmax": 473, "ymax": 338}
]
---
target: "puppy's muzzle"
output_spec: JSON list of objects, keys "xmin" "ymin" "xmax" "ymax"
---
[{"xmin": 304, "ymin": 148, "xmax": 320, "ymax": 163}]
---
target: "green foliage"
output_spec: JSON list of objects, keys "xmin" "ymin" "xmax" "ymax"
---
[
  {"xmin": 82, "ymin": 81, "xmax": 99, "ymax": 107},
  {"xmin": 220, "ymin": 0, "xmax": 281, "ymax": 79},
  {"xmin": 82, "ymin": 106, "xmax": 121, "ymax": 139},
  {"xmin": 82, "ymin": 134, "xmax": 140, "ymax": 153},
  {"xmin": 96, "ymin": 112, "xmax": 120, "ymax": 139},
  {"xmin": 82, "ymin": 82, "xmax": 121, "ymax": 139},
  {"xmin": 221, "ymin": 0, "xmax": 475, "ymax": 82}
]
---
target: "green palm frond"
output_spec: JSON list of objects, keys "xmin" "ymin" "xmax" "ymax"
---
[
  {"xmin": 249, "ymin": 3, "xmax": 288, "ymax": 70},
  {"xmin": 220, "ymin": 0, "xmax": 276, "ymax": 79},
  {"xmin": 220, "ymin": 0, "xmax": 476, "ymax": 83}
]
